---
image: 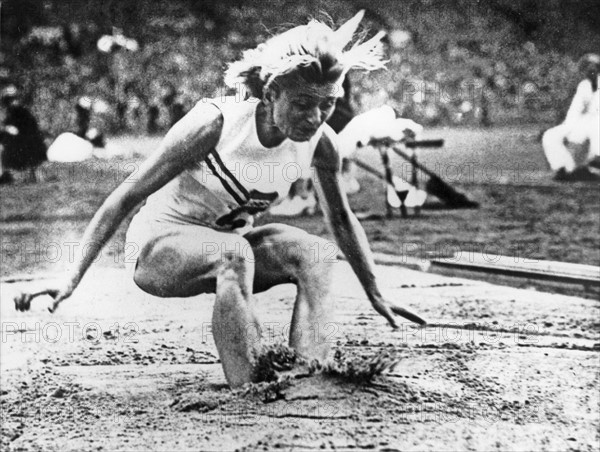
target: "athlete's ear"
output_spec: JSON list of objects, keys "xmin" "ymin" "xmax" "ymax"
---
[{"xmin": 263, "ymin": 85, "xmax": 280, "ymax": 104}]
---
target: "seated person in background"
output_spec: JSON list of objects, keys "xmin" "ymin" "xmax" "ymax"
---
[
  {"xmin": 0, "ymin": 86, "xmax": 47, "ymax": 184},
  {"xmin": 542, "ymin": 53, "xmax": 600, "ymax": 181}
]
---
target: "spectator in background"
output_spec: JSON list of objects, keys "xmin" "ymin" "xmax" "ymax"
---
[
  {"xmin": 162, "ymin": 84, "xmax": 187, "ymax": 127},
  {"xmin": 74, "ymin": 96, "xmax": 105, "ymax": 148},
  {"xmin": 75, "ymin": 96, "xmax": 92, "ymax": 138},
  {"xmin": 115, "ymin": 100, "xmax": 127, "ymax": 131},
  {"xmin": 0, "ymin": 86, "xmax": 47, "ymax": 184},
  {"xmin": 147, "ymin": 103, "xmax": 160, "ymax": 134},
  {"xmin": 123, "ymin": 81, "xmax": 144, "ymax": 128},
  {"xmin": 542, "ymin": 53, "xmax": 600, "ymax": 181}
]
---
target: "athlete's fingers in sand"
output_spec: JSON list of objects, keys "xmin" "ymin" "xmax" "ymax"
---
[
  {"xmin": 371, "ymin": 297, "xmax": 427, "ymax": 328},
  {"xmin": 389, "ymin": 303, "xmax": 427, "ymax": 326},
  {"xmin": 370, "ymin": 299, "xmax": 399, "ymax": 329},
  {"xmin": 14, "ymin": 289, "xmax": 63, "ymax": 312},
  {"xmin": 14, "ymin": 291, "xmax": 34, "ymax": 312}
]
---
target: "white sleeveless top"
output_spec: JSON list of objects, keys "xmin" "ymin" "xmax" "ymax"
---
[
  {"xmin": 565, "ymin": 77, "xmax": 599, "ymax": 125},
  {"xmin": 135, "ymin": 96, "xmax": 324, "ymax": 230}
]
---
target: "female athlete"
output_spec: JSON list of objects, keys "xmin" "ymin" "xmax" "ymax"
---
[{"xmin": 14, "ymin": 11, "xmax": 426, "ymax": 387}]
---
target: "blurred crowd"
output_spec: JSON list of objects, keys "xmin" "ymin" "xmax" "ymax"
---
[
  {"xmin": 1, "ymin": 2, "xmax": 592, "ymax": 139},
  {"xmin": 1, "ymin": 1, "xmax": 597, "ymax": 187},
  {"xmin": 1, "ymin": 23, "xmax": 209, "ymax": 139}
]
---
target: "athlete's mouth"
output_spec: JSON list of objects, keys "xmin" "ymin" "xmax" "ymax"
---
[{"xmin": 295, "ymin": 127, "xmax": 318, "ymax": 136}]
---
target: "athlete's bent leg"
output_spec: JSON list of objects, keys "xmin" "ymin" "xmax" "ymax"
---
[
  {"xmin": 543, "ymin": 124, "xmax": 576, "ymax": 173},
  {"xmin": 211, "ymin": 246, "xmax": 262, "ymax": 387},
  {"xmin": 131, "ymin": 223, "xmax": 336, "ymax": 384},
  {"xmin": 581, "ymin": 116, "xmax": 599, "ymax": 164},
  {"xmin": 132, "ymin": 226, "xmax": 261, "ymax": 387},
  {"xmin": 246, "ymin": 224, "xmax": 335, "ymax": 362}
]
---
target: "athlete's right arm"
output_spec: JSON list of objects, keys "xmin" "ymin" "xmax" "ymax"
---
[{"xmin": 14, "ymin": 102, "xmax": 224, "ymax": 312}]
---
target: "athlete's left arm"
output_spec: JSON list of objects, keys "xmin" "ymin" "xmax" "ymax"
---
[{"xmin": 312, "ymin": 125, "xmax": 426, "ymax": 328}]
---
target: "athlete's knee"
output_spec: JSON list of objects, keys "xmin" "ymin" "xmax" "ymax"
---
[
  {"xmin": 132, "ymin": 244, "xmax": 186, "ymax": 296},
  {"xmin": 216, "ymin": 236, "xmax": 254, "ymax": 270},
  {"xmin": 212, "ymin": 237, "xmax": 256, "ymax": 289},
  {"xmin": 311, "ymin": 236, "xmax": 337, "ymax": 269},
  {"xmin": 288, "ymin": 235, "xmax": 336, "ymax": 277},
  {"xmin": 133, "ymin": 264, "xmax": 173, "ymax": 297}
]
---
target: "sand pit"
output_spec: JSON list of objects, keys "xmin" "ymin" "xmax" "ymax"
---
[{"xmin": 1, "ymin": 262, "xmax": 599, "ymax": 451}]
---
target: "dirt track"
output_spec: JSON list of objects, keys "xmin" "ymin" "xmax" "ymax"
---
[{"xmin": 1, "ymin": 262, "xmax": 599, "ymax": 451}]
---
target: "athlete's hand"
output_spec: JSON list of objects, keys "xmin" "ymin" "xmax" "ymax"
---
[
  {"xmin": 14, "ymin": 281, "xmax": 74, "ymax": 313},
  {"xmin": 369, "ymin": 295, "xmax": 426, "ymax": 328}
]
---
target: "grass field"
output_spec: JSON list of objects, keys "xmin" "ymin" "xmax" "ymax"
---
[{"xmin": 1, "ymin": 125, "xmax": 599, "ymax": 279}]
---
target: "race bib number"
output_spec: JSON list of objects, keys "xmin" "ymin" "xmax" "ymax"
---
[{"xmin": 216, "ymin": 190, "xmax": 278, "ymax": 228}]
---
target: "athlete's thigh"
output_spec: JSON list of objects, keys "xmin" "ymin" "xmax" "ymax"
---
[
  {"xmin": 133, "ymin": 224, "xmax": 251, "ymax": 297},
  {"xmin": 244, "ymin": 223, "xmax": 332, "ymax": 293}
]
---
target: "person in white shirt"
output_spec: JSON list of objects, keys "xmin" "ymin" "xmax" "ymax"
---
[
  {"xmin": 14, "ymin": 12, "xmax": 425, "ymax": 388},
  {"xmin": 542, "ymin": 53, "xmax": 600, "ymax": 181}
]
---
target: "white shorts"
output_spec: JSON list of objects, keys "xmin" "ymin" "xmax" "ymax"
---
[{"xmin": 124, "ymin": 209, "xmax": 254, "ymax": 278}]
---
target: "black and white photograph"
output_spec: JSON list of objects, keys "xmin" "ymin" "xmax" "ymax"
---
[{"xmin": 1, "ymin": 0, "xmax": 599, "ymax": 450}]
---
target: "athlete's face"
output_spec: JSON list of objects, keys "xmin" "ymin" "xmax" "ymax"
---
[{"xmin": 269, "ymin": 81, "xmax": 342, "ymax": 142}]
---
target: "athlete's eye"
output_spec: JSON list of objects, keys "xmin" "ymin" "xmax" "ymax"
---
[
  {"xmin": 320, "ymin": 100, "xmax": 336, "ymax": 110},
  {"xmin": 292, "ymin": 101, "xmax": 311, "ymax": 109}
]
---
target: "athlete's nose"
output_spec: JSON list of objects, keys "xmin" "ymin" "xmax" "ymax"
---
[{"xmin": 304, "ymin": 106, "xmax": 321, "ymax": 127}]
